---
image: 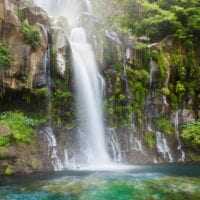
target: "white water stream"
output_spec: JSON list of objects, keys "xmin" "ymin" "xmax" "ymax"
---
[
  {"xmin": 147, "ymin": 59, "xmax": 174, "ymax": 162},
  {"xmin": 40, "ymin": 127, "xmax": 64, "ymax": 171},
  {"xmin": 70, "ymin": 27, "xmax": 110, "ymax": 166},
  {"xmin": 155, "ymin": 131, "xmax": 173, "ymax": 162}
]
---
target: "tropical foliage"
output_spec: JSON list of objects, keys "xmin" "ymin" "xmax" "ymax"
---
[
  {"xmin": 20, "ymin": 19, "xmax": 40, "ymax": 50},
  {"xmin": 181, "ymin": 121, "xmax": 200, "ymax": 150},
  {"xmin": 0, "ymin": 45, "xmax": 12, "ymax": 69},
  {"xmin": 0, "ymin": 112, "xmax": 39, "ymax": 146}
]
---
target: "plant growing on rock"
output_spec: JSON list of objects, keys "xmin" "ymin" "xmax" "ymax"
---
[
  {"xmin": 0, "ymin": 45, "xmax": 13, "ymax": 93},
  {"xmin": 153, "ymin": 118, "xmax": 174, "ymax": 135},
  {"xmin": 20, "ymin": 19, "xmax": 40, "ymax": 50},
  {"xmin": 144, "ymin": 131, "xmax": 156, "ymax": 149},
  {"xmin": 0, "ymin": 111, "xmax": 39, "ymax": 146},
  {"xmin": 0, "ymin": 45, "xmax": 12, "ymax": 69},
  {"xmin": 181, "ymin": 120, "xmax": 200, "ymax": 150}
]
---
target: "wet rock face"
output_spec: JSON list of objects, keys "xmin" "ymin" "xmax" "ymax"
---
[
  {"xmin": 0, "ymin": 0, "xmax": 49, "ymax": 90},
  {"xmin": 180, "ymin": 108, "xmax": 196, "ymax": 124},
  {"xmin": 0, "ymin": 132, "xmax": 53, "ymax": 175},
  {"xmin": 50, "ymin": 17, "xmax": 70, "ymax": 76},
  {"xmin": 23, "ymin": 6, "xmax": 49, "ymax": 26}
]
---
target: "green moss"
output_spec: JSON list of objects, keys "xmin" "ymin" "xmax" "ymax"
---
[
  {"xmin": 20, "ymin": 19, "xmax": 40, "ymax": 50},
  {"xmin": 175, "ymin": 81, "xmax": 185, "ymax": 93},
  {"xmin": 162, "ymin": 87, "xmax": 170, "ymax": 96},
  {"xmin": 5, "ymin": 164, "xmax": 13, "ymax": 176}
]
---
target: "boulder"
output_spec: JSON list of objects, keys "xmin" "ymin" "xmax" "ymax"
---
[
  {"xmin": 23, "ymin": 6, "xmax": 49, "ymax": 26},
  {"xmin": 0, "ymin": 124, "xmax": 11, "ymax": 137}
]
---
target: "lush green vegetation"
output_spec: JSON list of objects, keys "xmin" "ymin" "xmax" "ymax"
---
[
  {"xmin": 181, "ymin": 120, "xmax": 200, "ymax": 150},
  {"xmin": 0, "ymin": 45, "xmax": 12, "ymax": 69},
  {"xmin": 153, "ymin": 118, "xmax": 174, "ymax": 135},
  {"xmin": 144, "ymin": 131, "xmax": 156, "ymax": 148},
  {"xmin": 52, "ymin": 79, "xmax": 75, "ymax": 128},
  {"xmin": 0, "ymin": 111, "xmax": 39, "ymax": 146},
  {"xmin": 108, "ymin": 0, "xmax": 200, "ymax": 43},
  {"xmin": 20, "ymin": 19, "xmax": 40, "ymax": 50}
]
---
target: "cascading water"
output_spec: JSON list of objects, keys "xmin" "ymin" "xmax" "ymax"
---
[
  {"xmin": 40, "ymin": 47, "xmax": 65, "ymax": 171},
  {"xmin": 70, "ymin": 27, "xmax": 110, "ymax": 166},
  {"xmin": 146, "ymin": 59, "xmax": 173, "ymax": 162},
  {"xmin": 155, "ymin": 131, "xmax": 173, "ymax": 162},
  {"xmin": 174, "ymin": 110, "xmax": 185, "ymax": 162},
  {"xmin": 149, "ymin": 59, "xmax": 158, "ymax": 89},
  {"xmin": 128, "ymin": 124, "xmax": 145, "ymax": 155},
  {"xmin": 41, "ymin": 127, "xmax": 64, "ymax": 171},
  {"xmin": 106, "ymin": 128, "xmax": 122, "ymax": 163}
]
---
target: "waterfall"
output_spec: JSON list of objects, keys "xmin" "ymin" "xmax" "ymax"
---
[
  {"xmin": 156, "ymin": 131, "xmax": 173, "ymax": 162},
  {"xmin": 128, "ymin": 124, "xmax": 146, "ymax": 155},
  {"xmin": 40, "ymin": 127, "xmax": 64, "ymax": 171},
  {"xmin": 45, "ymin": 46, "xmax": 51, "ymax": 117},
  {"xmin": 147, "ymin": 59, "xmax": 173, "ymax": 162},
  {"xmin": 106, "ymin": 128, "xmax": 122, "ymax": 163},
  {"xmin": 174, "ymin": 110, "xmax": 185, "ymax": 162},
  {"xmin": 70, "ymin": 27, "xmax": 110, "ymax": 165}
]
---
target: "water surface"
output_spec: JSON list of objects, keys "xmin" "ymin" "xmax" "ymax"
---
[{"xmin": 0, "ymin": 163, "xmax": 200, "ymax": 200}]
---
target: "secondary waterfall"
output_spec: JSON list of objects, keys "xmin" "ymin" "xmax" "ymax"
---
[
  {"xmin": 155, "ymin": 131, "xmax": 173, "ymax": 162},
  {"xmin": 174, "ymin": 110, "xmax": 185, "ymax": 162},
  {"xmin": 146, "ymin": 59, "xmax": 173, "ymax": 162}
]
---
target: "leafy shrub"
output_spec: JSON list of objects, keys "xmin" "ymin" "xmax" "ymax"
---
[
  {"xmin": 181, "ymin": 120, "xmax": 200, "ymax": 150},
  {"xmin": 175, "ymin": 81, "xmax": 185, "ymax": 93},
  {"xmin": 20, "ymin": 19, "xmax": 40, "ymax": 50},
  {"xmin": 0, "ymin": 137, "xmax": 10, "ymax": 146},
  {"xmin": 0, "ymin": 111, "xmax": 39, "ymax": 145},
  {"xmin": 162, "ymin": 87, "xmax": 170, "ymax": 96}
]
